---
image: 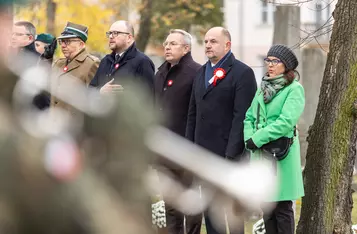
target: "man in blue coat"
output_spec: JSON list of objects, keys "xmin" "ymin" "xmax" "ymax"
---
[
  {"xmin": 90, "ymin": 20, "xmax": 154, "ymax": 94},
  {"xmin": 186, "ymin": 27, "xmax": 257, "ymax": 234}
]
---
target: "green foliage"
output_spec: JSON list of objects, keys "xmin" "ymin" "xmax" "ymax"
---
[{"xmin": 150, "ymin": 0, "xmax": 223, "ymax": 45}]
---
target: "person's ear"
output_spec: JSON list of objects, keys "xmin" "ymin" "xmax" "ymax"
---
[
  {"xmin": 127, "ymin": 34, "xmax": 134, "ymax": 42},
  {"xmin": 184, "ymin": 45, "xmax": 190, "ymax": 54},
  {"xmin": 226, "ymin": 41, "xmax": 231, "ymax": 50}
]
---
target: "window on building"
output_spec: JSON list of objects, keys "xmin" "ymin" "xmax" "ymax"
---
[
  {"xmin": 261, "ymin": 0, "xmax": 275, "ymax": 25},
  {"xmin": 262, "ymin": 1, "xmax": 268, "ymax": 24},
  {"xmin": 316, "ymin": 3, "xmax": 323, "ymax": 27}
]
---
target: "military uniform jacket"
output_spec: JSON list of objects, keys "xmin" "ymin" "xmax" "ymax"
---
[{"xmin": 51, "ymin": 49, "xmax": 99, "ymax": 114}]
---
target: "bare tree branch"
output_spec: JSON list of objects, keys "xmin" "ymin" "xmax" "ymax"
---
[{"xmin": 264, "ymin": 0, "xmax": 314, "ymax": 6}]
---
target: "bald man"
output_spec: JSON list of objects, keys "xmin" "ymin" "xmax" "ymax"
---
[
  {"xmin": 186, "ymin": 27, "xmax": 257, "ymax": 234},
  {"xmin": 90, "ymin": 20, "xmax": 154, "ymax": 94}
]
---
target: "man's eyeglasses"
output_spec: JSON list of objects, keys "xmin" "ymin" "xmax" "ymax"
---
[
  {"xmin": 264, "ymin": 58, "xmax": 282, "ymax": 66},
  {"xmin": 162, "ymin": 41, "xmax": 186, "ymax": 47},
  {"xmin": 12, "ymin": 32, "xmax": 31, "ymax": 37},
  {"xmin": 106, "ymin": 31, "xmax": 130, "ymax": 38},
  {"xmin": 58, "ymin": 39, "xmax": 81, "ymax": 46}
]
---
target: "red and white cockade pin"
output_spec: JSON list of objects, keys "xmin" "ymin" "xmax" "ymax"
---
[
  {"xmin": 115, "ymin": 63, "xmax": 120, "ymax": 69},
  {"xmin": 213, "ymin": 68, "xmax": 226, "ymax": 86},
  {"xmin": 63, "ymin": 66, "xmax": 68, "ymax": 72},
  {"xmin": 167, "ymin": 80, "xmax": 173, "ymax": 87}
]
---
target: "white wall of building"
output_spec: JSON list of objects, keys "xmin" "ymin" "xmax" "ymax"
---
[{"xmin": 191, "ymin": 0, "xmax": 336, "ymax": 84}]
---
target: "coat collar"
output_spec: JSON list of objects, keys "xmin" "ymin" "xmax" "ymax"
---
[
  {"xmin": 107, "ymin": 42, "xmax": 138, "ymax": 63},
  {"xmin": 157, "ymin": 52, "xmax": 194, "ymax": 73},
  {"xmin": 73, "ymin": 48, "xmax": 89, "ymax": 62},
  {"xmin": 201, "ymin": 53, "xmax": 235, "ymax": 98},
  {"xmin": 256, "ymin": 89, "xmax": 267, "ymax": 115},
  {"xmin": 22, "ymin": 41, "xmax": 40, "ymax": 56},
  {"xmin": 57, "ymin": 48, "xmax": 88, "ymax": 75},
  {"xmin": 156, "ymin": 52, "xmax": 195, "ymax": 90},
  {"xmin": 66, "ymin": 48, "xmax": 88, "ymax": 72}
]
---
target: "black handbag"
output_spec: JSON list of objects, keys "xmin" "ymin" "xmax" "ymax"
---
[{"xmin": 256, "ymin": 103, "xmax": 294, "ymax": 161}]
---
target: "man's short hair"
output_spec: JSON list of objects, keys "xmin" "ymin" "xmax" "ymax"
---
[
  {"xmin": 14, "ymin": 21, "xmax": 36, "ymax": 37},
  {"xmin": 222, "ymin": 28, "xmax": 231, "ymax": 42},
  {"xmin": 124, "ymin": 21, "xmax": 134, "ymax": 36},
  {"xmin": 169, "ymin": 29, "xmax": 192, "ymax": 49}
]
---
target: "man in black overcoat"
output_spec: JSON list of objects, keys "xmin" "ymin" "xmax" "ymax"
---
[
  {"xmin": 90, "ymin": 20, "xmax": 154, "ymax": 95},
  {"xmin": 185, "ymin": 27, "xmax": 257, "ymax": 234},
  {"xmin": 154, "ymin": 29, "xmax": 202, "ymax": 234}
]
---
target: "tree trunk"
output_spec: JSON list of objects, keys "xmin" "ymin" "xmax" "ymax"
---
[
  {"xmin": 272, "ymin": 6, "xmax": 301, "ymax": 76},
  {"xmin": 136, "ymin": 0, "xmax": 153, "ymax": 52},
  {"xmin": 296, "ymin": 1, "xmax": 357, "ymax": 233},
  {"xmin": 46, "ymin": 0, "xmax": 56, "ymax": 35}
]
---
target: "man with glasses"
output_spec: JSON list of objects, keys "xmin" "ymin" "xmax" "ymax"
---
[
  {"xmin": 9, "ymin": 21, "xmax": 40, "ymax": 70},
  {"xmin": 154, "ymin": 29, "xmax": 202, "ymax": 234},
  {"xmin": 89, "ymin": 20, "xmax": 154, "ymax": 95},
  {"xmin": 9, "ymin": 21, "xmax": 54, "ymax": 110},
  {"xmin": 10, "ymin": 21, "xmax": 38, "ymax": 57},
  {"xmin": 51, "ymin": 22, "xmax": 99, "ymax": 115}
]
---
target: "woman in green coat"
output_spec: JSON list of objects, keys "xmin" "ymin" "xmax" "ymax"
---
[{"xmin": 244, "ymin": 44, "xmax": 305, "ymax": 234}]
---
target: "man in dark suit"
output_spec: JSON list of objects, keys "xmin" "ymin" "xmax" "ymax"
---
[
  {"xmin": 154, "ymin": 29, "xmax": 202, "ymax": 234},
  {"xmin": 90, "ymin": 20, "xmax": 154, "ymax": 95},
  {"xmin": 186, "ymin": 27, "xmax": 257, "ymax": 234}
]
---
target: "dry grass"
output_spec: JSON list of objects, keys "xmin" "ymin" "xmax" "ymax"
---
[{"xmin": 200, "ymin": 192, "xmax": 357, "ymax": 234}]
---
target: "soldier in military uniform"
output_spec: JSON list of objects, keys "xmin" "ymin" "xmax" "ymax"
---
[
  {"xmin": 51, "ymin": 22, "xmax": 100, "ymax": 115},
  {"xmin": 0, "ymin": 4, "xmax": 157, "ymax": 232}
]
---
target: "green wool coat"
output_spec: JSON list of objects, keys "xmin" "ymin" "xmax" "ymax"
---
[{"xmin": 244, "ymin": 80, "xmax": 305, "ymax": 202}]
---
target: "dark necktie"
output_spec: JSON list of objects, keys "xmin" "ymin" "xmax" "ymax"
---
[{"xmin": 115, "ymin": 54, "xmax": 120, "ymax": 63}]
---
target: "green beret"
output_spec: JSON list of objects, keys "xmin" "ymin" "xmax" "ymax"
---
[{"xmin": 36, "ymin": 33, "xmax": 55, "ymax": 44}]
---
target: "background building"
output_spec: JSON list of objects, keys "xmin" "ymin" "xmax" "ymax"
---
[{"xmin": 191, "ymin": 0, "xmax": 336, "ymax": 84}]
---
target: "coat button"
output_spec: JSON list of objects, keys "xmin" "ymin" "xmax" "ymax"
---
[
  {"xmin": 163, "ymin": 88, "xmax": 167, "ymax": 91},
  {"xmin": 201, "ymin": 115, "xmax": 204, "ymax": 120},
  {"xmin": 55, "ymin": 101, "xmax": 58, "ymax": 105},
  {"xmin": 159, "ymin": 108, "xmax": 163, "ymax": 111}
]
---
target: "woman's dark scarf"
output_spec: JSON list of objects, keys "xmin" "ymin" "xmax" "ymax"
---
[{"xmin": 261, "ymin": 74, "xmax": 289, "ymax": 103}]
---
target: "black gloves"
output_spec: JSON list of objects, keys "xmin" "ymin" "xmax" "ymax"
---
[
  {"xmin": 42, "ymin": 38, "xmax": 57, "ymax": 59},
  {"xmin": 246, "ymin": 138, "xmax": 258, "ymax": 150}
]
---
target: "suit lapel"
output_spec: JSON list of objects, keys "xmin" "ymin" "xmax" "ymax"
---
[
  {"xmin": 54, "ymin": 60, "xmax": 67, "ymax": 77},
  {"xmin": 65, "ymin": 60, "xmax": 80, "ymax": 74},
  {"xmin": 59, "ymin": 49, "xmax": 87, "ymax": 76},
  {"xmin": 203, "ymin": 54, "xmax": 234, "ymax": 99},
  {"xmin": 156, "ymin": 63, "xmax": 170, "ymax": 94},
  {"xmin": 110, "ymin": 44, "xmax": 136, "ymax": 77},
  {"xmin": 257, "ymin": 91, "xmax": 267, "ymax": 116},
  {"xmin": 196, "ymin": 65, "xmax": 207, "ymax": 100}
]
